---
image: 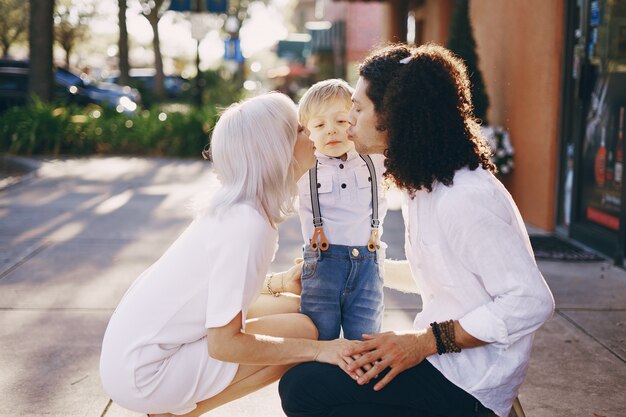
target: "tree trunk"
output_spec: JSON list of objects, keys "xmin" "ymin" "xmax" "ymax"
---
[
  {"xmin": 29, "ymin": 0, "xmax": 55, "ymax": 102},
  {"xmin": 64, "ymin": 46, "xmax": 71, "ymax": 69},
  {"xmin": 148, "ymin": 12, "xmax": 165, "ymax": 100},
  {"xmin": 118, "ymin": 0, "xmax": 130, "ymax": 85}
]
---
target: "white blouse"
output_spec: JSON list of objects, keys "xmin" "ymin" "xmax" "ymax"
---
[
  {"xmin": 100, "ymin": 203, "xmax": 278, "ymax": 414},
  {"xmin": 402, "ymin": 167, "xmax": 554, "ymax": 417},
  {"xmin": 297, "ymin": 149, "xmax": 388, "ymax": 247}
]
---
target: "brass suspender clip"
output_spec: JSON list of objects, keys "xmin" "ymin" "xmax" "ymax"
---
[
  {"xmin": 367, "ymin": 227, "xmax": 380, "ymax": 252},
  {"xmin": 310, "ymin": 226, "xmax": 329, "ymax": 251}
]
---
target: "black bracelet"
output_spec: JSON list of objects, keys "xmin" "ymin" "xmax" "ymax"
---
[{"xmin": 430, "ymin": 322, "xmax": 446, "ymax": 355}]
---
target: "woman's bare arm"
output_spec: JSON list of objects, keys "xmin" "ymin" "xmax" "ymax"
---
[
  {"xmin": 261, "ymin": 258, "xmax": 303, "ymax": 296},
  {"xmin": 206, "ymin": 312, "xmax": 356, "ymax": 368}
]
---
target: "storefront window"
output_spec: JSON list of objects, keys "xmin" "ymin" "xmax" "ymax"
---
[{"xmin": 579, "ymin": 0, "xmax": 626, "ymax": 232}]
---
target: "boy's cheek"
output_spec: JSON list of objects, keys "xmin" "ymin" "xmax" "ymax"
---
[{"xmin": 309, "ymin": 133, "xmax": 325, "ymax": 146}]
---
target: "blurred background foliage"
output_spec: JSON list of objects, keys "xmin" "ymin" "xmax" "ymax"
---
[
  {"xmin": 0, "ymin": 0, "xmax": 257, "ymax": 158},
  {"xmin": 0, "ymin": 97, "xmax": 220, "ymax": 157}
]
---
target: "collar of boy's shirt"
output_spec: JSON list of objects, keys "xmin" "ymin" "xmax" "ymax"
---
[{"xmin": 315, "ymin": 149, "xmax": 361, "ymax": 167}]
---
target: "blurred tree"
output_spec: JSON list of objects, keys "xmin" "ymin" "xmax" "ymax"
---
[
  {"xmin": 118, "ymin": 0, "xmax": 130, "ymax": 85},
  {"xmin": 446, "ymin": 0, "xmax": 489, "ymax": 123},
  {"xmin": 137, "ymin": 0, "xmax": 166, "ymax": 100},
  {"xmin": 29, "ymin": 0, "xmax": 54, "ymax": 102},
  {"xmin": 54, "ymin": 0, "xmax": 94, "ymax": 69},
  {"xmin": 0, "ymin": 0, "xmax": 29, "ymax": 58},
  {"xmin": 225, "ymin": 0, "xmax": 250, "ymax": 90}
]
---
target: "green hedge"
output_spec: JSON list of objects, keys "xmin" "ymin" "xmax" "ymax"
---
[{"xmin": 0, "ymin": 99, "xmax": 219, "ymax": 158}]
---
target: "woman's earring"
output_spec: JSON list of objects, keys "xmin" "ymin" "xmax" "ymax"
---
[{"xmin": 201, "ymin": 144, "xmax": 212, "ymax": 161}]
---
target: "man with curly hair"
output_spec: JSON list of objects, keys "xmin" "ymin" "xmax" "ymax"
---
[{"xmin": 279, "ymin": 43, "xmax": 554, "ymax": 417}]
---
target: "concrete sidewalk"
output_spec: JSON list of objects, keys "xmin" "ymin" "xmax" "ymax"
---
[{"xmin": 0, "ymin": 157, "xmax": 624, "ymax": 417}]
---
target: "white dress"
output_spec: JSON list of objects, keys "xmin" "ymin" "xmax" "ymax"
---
[{"xmin": 100, "ymin": 203, "xmax": 278, "ymax": 415}]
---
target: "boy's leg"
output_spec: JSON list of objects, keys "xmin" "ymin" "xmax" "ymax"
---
[
  {"xmin": 279, "ymin": 361, "xmax": 480, "ymax": 417},
  {"xmin": 340, "ymin": 254, "xmax": 384, "ymax": 341},
  {"xmin": 299, "ymin": 247, "xmax": 344, "ymax": 340}
]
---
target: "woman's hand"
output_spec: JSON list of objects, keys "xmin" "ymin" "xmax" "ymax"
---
[
  {"xmin": 314, "ymin": 339, "xmax": 366, "ymax": 380},
  {"xmin": 343, "ymin": 330, "xmax": 437, "ymax": 391},
  {"xmin": 281, "ymin": 258, "xmax": 303, "ymax": 295}
]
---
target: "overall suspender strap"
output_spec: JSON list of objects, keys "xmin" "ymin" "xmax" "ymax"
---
[
  {"xmin": 360, "ymin": 155, "xmax": 380, "ymax": 252},
  {"xmin": 308, "ymin": 156, "xmax": 380, "ymax": 252},
  {"xmin": 309, "ymin": 161, "xmax": 329, "ymax": 251}
]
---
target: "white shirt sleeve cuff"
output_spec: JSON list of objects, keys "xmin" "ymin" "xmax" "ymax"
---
[{"xmin": 459, "ymin": 304, "xmax": 511, "ymax": 347}]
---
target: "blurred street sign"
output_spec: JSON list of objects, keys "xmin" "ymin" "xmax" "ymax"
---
[
  {"xmin": 168, "ymin": 0, "xmax": 227, "ymax": 13},
  {"xmin": 277, "ymin": 34, "xmax": 311, "ymax": 63},
  {"xmin": 308, "ymin": 21, "xmax": 344, "ymax": 54},
  {"xmin": 169, "ymin": 0, "xmax": 192, "ymax": 11},
  {"xmin": 207, "ymin": 0, "xmax": 227, "ymax": 13},
  {"xmin": 224, "ymin": 38, "xmax": 244, "ymax": 63}
]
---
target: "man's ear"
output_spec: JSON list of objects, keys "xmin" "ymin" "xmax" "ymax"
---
[{"xmin": 375, "ymin": 114, "xmax": 387, "ymax": 132}]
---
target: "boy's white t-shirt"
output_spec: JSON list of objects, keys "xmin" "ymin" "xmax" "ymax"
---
[{"xmin": 297, "ymin": 149, "xmax": 387, "ymax": 247}]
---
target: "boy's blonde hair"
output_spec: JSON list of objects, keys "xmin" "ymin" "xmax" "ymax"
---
[{"xmin": 298, "ymin": 79, "xmax": 354, "ymax": 126}]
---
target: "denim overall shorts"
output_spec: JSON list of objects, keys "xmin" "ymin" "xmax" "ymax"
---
[{"xmin": 300, "ymin": 155, "xmax": 384, "ymax": 340}]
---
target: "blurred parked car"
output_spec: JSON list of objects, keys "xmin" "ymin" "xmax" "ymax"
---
[
  {"xmin": 0, "ymin": 59, "xmax": 29, "ymax": 111},
  {"xmin": 0, "ymin": 59, "xmax": 141, "ymax": 113},
  {"xmin": 55, "ymin": 67, "xmax": 141, "ymax": 112},
  {"xmin": 104, "ymin": 68, "xmax": 191, "ymax": 100}
]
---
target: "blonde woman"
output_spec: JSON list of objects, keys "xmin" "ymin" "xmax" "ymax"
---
[{"xmin": 99, "ymin": 92, "xmax": 353, "ymax": 417}]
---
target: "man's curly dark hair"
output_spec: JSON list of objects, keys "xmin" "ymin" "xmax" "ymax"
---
[{"xmin": 359, "ymin": 43, "xmax": 495, "ymax": 194}]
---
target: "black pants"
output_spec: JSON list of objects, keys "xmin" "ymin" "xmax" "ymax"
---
[{"xmin": 279, "ymin": 361, "xmax": 492, "ymax": 417}]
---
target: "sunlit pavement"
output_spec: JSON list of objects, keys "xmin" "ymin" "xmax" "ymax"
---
[{"xmin": 0, "ymin": 157, "xmax": 624, "ymax": 417}]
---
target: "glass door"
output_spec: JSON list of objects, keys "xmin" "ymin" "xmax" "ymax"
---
[{"xmin": 562, "ymin": 0, "xmax": 626, "ymax": 262}]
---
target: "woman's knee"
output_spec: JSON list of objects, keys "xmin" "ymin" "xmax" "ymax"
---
[
  {"xmin": 244, "ymin": 312, "xmax": 318, "ymax": 340},
  {"xmin": 248, "ymin": 293, "xmax": 301, "ymax": 318},
  {"xmin": 294, "ymin": 313, "xmax": 319, "ymax": 340}
]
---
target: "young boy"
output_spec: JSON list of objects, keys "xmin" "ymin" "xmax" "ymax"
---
[{"xmin": 297, "ymin": 79, "xmax": 388, "ymax": 341}]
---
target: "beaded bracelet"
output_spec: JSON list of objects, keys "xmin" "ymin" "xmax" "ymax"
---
[
  {"xmin": 430, "ymin": 322, "xmax": 446, "ymax": 355},
  {"xmin": 439, "ymin": 320, "xmax": 461, "ymax": 353},
  {"xmin": 430, "ymin": 321, "xmax": 462, "ymax": 355}
]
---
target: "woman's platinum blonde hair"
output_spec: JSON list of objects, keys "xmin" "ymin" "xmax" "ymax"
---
[
  {"xmin": 208, "ymin": 92, "xmax": 299, "ymax": 226},
  {"xmin": 298, "ymin": 78, "xmax": 354, "ymax": 127}
]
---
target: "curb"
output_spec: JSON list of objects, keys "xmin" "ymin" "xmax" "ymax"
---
[{"xmin": 0, "ymin": 155, "xmax": 41, "ymax": 191}]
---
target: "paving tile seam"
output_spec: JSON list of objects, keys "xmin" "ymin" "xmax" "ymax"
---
[
  {"xmin": 0, "ymin": 241, "xmax": 50, "ymax": 281},
  {"xmin": 557, "ymin": 310, "xmax": 626, "ymax": 364},
  {"xmin": 100, "ymin": 399, "xmax": 113, "ymax": 417}
]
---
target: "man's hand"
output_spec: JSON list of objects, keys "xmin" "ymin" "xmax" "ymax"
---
[{"xmin": 343, "ymin": 330, "xmax": 437, "ymax": 391}]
